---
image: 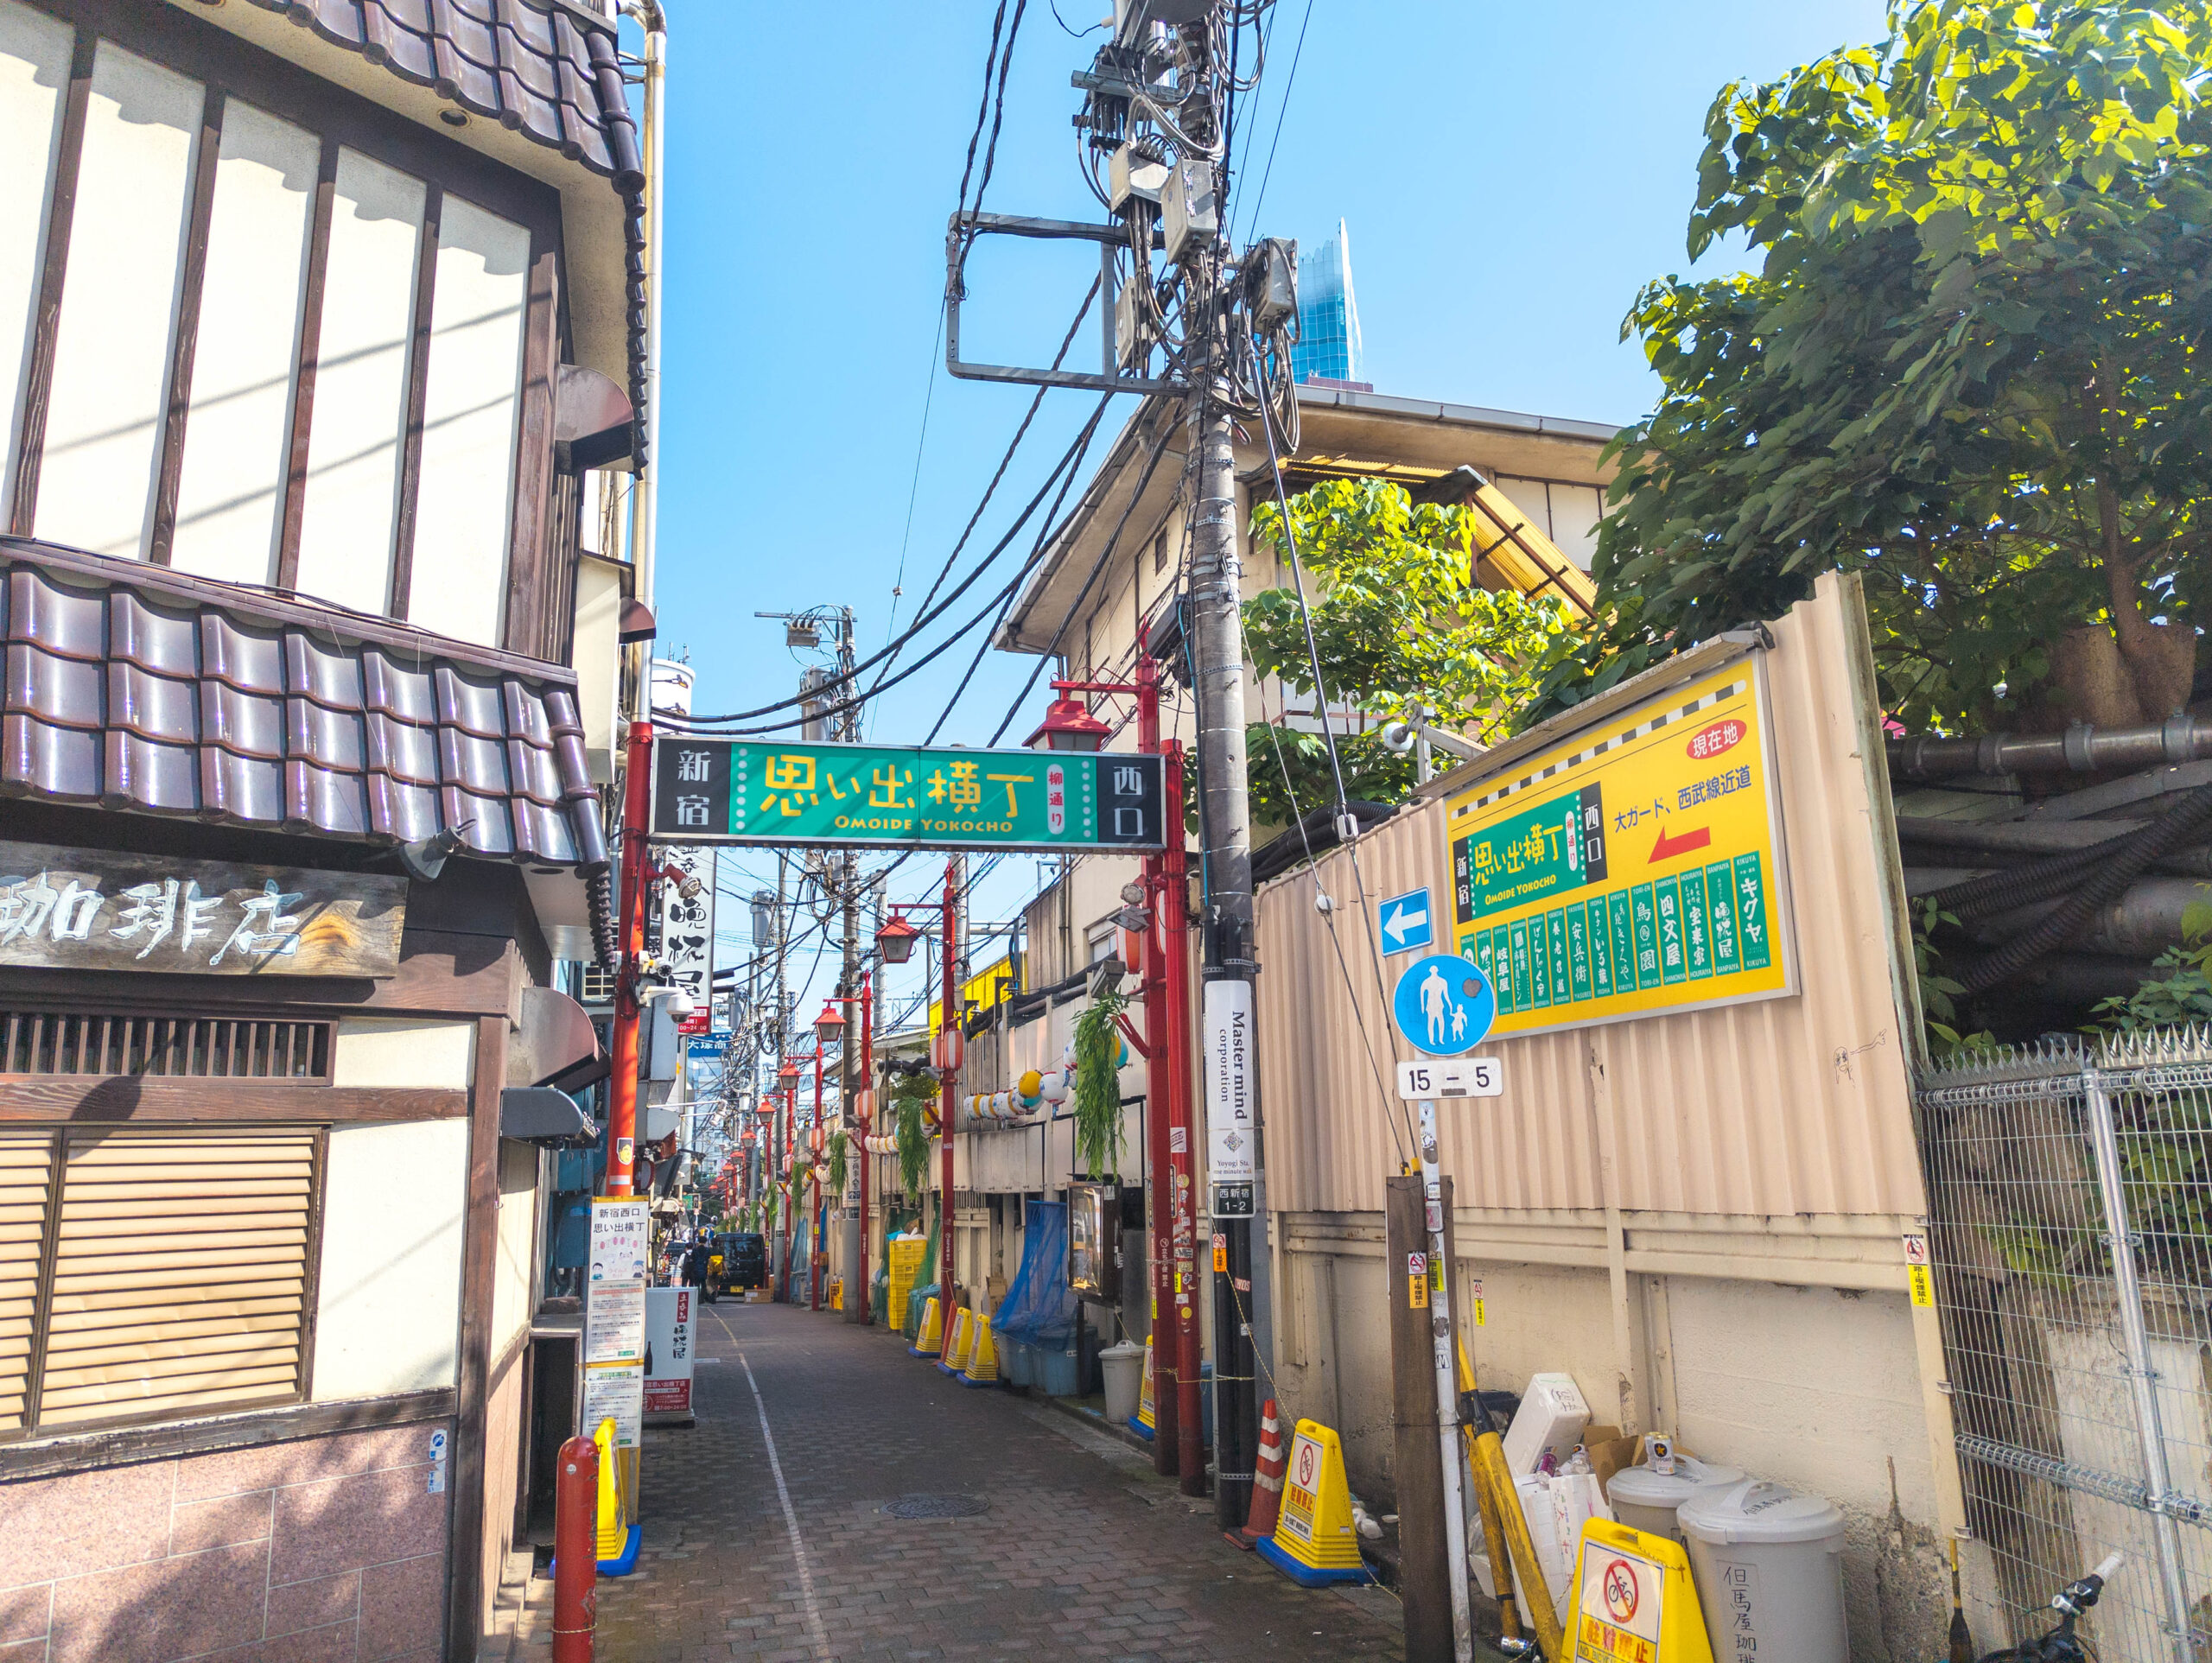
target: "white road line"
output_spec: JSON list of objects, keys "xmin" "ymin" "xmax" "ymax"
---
[{"xmin": 711, "ymin": 1310, "xmax": 830, "ymax": 1660}]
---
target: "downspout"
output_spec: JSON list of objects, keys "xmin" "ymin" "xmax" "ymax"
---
[{"xmin": 619, "ymin": 0, "xmax": 665, "ymax": 613}]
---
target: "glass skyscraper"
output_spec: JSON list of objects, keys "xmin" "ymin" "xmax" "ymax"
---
[{"xmin": 1289, "ymin": 220, "xmax": 1363, "ymax": 387}]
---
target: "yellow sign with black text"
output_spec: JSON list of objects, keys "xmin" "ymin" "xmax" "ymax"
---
[
  {"xmin": 1446, "ymin": 657, "xmax": 1793, "ymax": 1038},
  {"xmin": 1563, "ymin": 1518, "xmax": 1713, "ymax": 1663}
]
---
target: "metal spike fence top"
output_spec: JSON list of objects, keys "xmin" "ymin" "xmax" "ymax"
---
[{"xmin": 1916, "ymin": 1026, "xmax": 2212, "ymax": 1661}]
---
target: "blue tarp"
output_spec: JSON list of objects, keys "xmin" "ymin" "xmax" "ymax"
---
[{"xmin": 994, "ymin": 1203, "xmax": 1075, "ymax": 1349}]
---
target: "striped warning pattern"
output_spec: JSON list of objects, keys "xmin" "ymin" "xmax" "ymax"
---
[
  {"xmin": 1233, "ymin": 1398, "xmax": 1288, "ymax": 1547},
  {"xmin": 1451, "ymin": 679, "xmax": 1748, "ymax": 819}
]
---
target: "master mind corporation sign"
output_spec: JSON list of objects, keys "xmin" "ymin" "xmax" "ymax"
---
[{"xmin": 651, "ymin": 738, "xmax": 1166, "ymax": 854}]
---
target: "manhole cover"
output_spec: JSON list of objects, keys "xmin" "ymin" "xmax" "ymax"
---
[{"xmin": 882, "ymin": 1493, "xmax": 989, "ymax": 1519}]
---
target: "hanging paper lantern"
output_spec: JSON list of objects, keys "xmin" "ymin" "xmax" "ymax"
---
[
  {"xmin": 1018, "ymin": 1069, "xmax": 1042, "ymax": 1100},
  {"xmin": 1040, "ymin": 1070, "xmax": 1068, "ymax": 1103}
]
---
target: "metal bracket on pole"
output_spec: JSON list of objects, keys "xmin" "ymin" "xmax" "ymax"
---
[{"xmin": 944, "ymin": 212, "xmax": 1186, "ymax": 396}]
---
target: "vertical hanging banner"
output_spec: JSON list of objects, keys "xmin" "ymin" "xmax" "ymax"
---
[
  {"xmin": 654, "ymin": 844, "xmax": 716, "ymax": 1014},
  {"xmin": 1205, "ymin": 980, "xmax": 1255, "ymax": 1218},
  {"xmin": 1444, "ymin": 653, "xmax": 1795, "ymax": 1038}
]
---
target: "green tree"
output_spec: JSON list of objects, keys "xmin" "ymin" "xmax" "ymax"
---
[
  {"xmin": 1242, "ymin": 478, "xmax": 1575, "ymax": 824},
  {"xmin": 1556, "ymin": 0, "xmax": 2212, "ymax": 732}
]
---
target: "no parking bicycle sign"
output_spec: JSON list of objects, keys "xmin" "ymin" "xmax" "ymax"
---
[{"xmin": 1575, "ymin": 1540, "xmax": 1664, "ymax": 1662}]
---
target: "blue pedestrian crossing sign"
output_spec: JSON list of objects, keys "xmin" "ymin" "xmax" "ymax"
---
[
  {"xmin": 1377, "ymin": 887, "xmax": 1433, "ymax": 955},
  {"xmin": 1392, "ymin": 955, "xmax": 1496, "ymax": 1057}
]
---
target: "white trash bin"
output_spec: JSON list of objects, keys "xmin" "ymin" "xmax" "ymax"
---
[
  {"xmin": 1605, "ymin": 1455, "xmax": 1745, "ymax": 1545},
  {"xmin": 1679, "ymin": 1479, "xmax": 1848, "ymax": 1663},
  {"xmin": 1100, "ymin": 1341, "xmax": 1146, "ymax": 1425}
]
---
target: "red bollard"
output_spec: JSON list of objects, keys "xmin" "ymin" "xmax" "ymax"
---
[{"xmin": 552, "ymin": 1434, "xmax": 598, "ymax": 1663}]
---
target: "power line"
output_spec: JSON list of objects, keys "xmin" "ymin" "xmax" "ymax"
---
[
  {"xmin": 1238, "ymin": 0, "xmax": 1313, "ymax": 245},
  {"xmin": 986, "ymin": 417, "xmax": 1181, "ymax": 745},
  {"xmin": 668, "ymin": 280, "xmax": 1105, "ymax": 733}
]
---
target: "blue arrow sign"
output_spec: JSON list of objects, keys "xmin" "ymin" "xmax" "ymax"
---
[
  {"xmin": 1392, "ymin": 955, "xmax": 1496, "ymax": 1057},
  {"xmin": 1378, "ymin": 887, "xmax": 1433, "ymax": 955}
]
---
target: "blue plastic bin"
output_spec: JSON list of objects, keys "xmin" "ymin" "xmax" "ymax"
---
[{"xmin": 1037, "ymin": 1340, "xmax": 1081, "ymax": 1397}]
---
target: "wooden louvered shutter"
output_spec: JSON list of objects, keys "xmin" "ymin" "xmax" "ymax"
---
[
  {"xmin": 37, "ymin": 1131, "xmax": 318, "ymax": 1426},
  {"xmin": 0, "ymin": 1136, "xmax": 54, "ymax": 1431}
]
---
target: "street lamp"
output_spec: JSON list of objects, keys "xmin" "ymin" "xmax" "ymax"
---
[
  {"xmin": 813, "ymin": 1000, "xmax": 846, "ymax": 1049},
  {"xmin": 1024, "ymin": 687, "xmax": 1111, "ymax": 752},
  {"xmin": 874, "ymin": 912, "xmax": 922, "ymax": 966}
]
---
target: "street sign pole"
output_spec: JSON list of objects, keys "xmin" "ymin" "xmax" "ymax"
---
[
  {"xmin": 1390, "ymin": 954, "xmax": 1494, "ymax": 1663},
  {"xmin": 1416, "ymin": 1098, "xmax": 1474, "ymax": 1663}
]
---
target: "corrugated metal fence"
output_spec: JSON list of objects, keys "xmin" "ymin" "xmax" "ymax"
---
[
  {"xmin": 1255, "ymin": 571, "xmax": 1925, "ymax": 1224},
  {"xmin": 1920, "ymin": 1030, "xmax": 2212, "ymax": 1660}
]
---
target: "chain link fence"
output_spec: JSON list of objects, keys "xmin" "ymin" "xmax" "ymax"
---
[{"xmin": 1920, "ymin": 1028, "xmax": 2212, "ymax": 1660}]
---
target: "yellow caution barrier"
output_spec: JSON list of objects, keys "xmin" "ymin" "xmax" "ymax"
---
[
  {"xmin": 1256, "ymin": 1419, "xmax": 1371, "ymax": 1586},
  {"xmin": 590, "ymin": 1416, "xmax": 640, "ymax": 1573},
  {"xmin": 939, "ymin": 1308, "xmax": 974, "ymax": 1374},
  {"xmin": 1562, "ymin": 1516, "xmax": 1715, "ymax": 1663},
  {"xmin": 961, "ymin": 1312, "xmax": 999, "ymax": 1386},
  {"xmin": 908, "ymin": 1296, "xmax": 941, "ymax": 1357},
  {"xmin": 1130, "ymin": 1333, "xmax": 1156, "ymax": 1439}
]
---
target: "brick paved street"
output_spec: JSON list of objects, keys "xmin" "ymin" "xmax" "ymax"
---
[{"xmin": 496, "ymin": 1298, "xmax": 1421, "ymax": 1662}]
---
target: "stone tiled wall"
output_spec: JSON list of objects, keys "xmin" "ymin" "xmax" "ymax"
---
[{"xmin": 0, "ymin": 1419, "xmax": 450, "ymax": 1663}]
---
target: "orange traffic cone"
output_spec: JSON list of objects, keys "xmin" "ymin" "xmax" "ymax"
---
[{"xmin": 1228, "ymin": 1398, "xmax": 1287, "ymax": 1550}]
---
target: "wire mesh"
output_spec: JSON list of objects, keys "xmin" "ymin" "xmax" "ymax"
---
[{"xmin": 1919, "ymin": 1030, "xmax": 2212, "ymax": 1660}]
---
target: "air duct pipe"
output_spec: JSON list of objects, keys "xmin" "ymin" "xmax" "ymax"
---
[{"xmin": 1888, "ymin": 714, "xmax": 2211, "ymax": 781}]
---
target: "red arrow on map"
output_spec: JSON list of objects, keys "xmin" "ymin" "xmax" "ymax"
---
[{"xmin": 1649, "ymin": 824, "xmax": 1712, "ymax": 863}]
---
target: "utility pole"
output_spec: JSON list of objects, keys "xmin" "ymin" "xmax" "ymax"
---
[
  {"xmin": 1186, "ymin": 253, "xmax": 1260, "ymax": 1532},
  {"xmin": 942, "ymin": 0, "xmax": 1294, "ymax": 1528}
]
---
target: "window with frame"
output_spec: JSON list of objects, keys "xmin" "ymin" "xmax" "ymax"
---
[
  {"xmin": 0, "ymin": 1126, "xmax": 324, "ymax": 1438},
  {"xmin": 0, "ymin": 3, "xmax": 548, "ymax": 653}
]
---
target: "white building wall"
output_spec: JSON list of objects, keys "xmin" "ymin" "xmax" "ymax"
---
[
  {"xmin": 312, "ymin": 1118, "xmax": 468, "ymax": 1399},
  {"xmin": 35, "ymin": 41, "xmax": 200, "ymax": 560},
  {"xmin": 311, "ymin": 1019, "xmax": 477, "ymax": 1400},
  {"xmin": 0, "ymin": 0, "xmax": 70, "ymax": 531},
  {"xmin": 168, "ymin": 99, "xmax": 316, "ymax": 583}
]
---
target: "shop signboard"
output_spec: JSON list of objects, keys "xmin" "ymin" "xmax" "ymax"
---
[
  {"xmin": 0, "ymin": 841, "xmax": 404, "ymax": 977},
  {"xmin": 643, "ymin": 1286, "xmax": 695, "ymax": 1422},
  {"xmin": 654, "ymin": 844, "xmax": 715, "ymax": 1012},
  {"xmin": 1204, "ymin": 981, "xmax": 1255, "ymax": 1218},
  {"xmin": 1443, "ymin": 655, "xmax": 1794, "ymax": 1038},
  {"xmin": 650, "ymin": 738, "xmax": 1165, "ymax": 854}
]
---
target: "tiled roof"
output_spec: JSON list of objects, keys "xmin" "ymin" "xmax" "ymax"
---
[
  {"xmin": 248, "ymin": 0, "xmax": 643, "ymax": 189},
  {"xmin": 1, "ymin": 539, "xmax": 609, "ymax": 874}
]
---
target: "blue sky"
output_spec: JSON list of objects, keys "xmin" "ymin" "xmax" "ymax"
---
[{"xmin": 643, "ymin": 0, "xmax": 1886, "ymax": 1012}]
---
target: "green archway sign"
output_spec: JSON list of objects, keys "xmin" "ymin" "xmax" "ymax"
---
[{"xmin": 650, "ymin": 737, "xmax": 1166, "ymax": 854}]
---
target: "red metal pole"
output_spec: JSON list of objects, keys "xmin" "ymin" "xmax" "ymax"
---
[
  {"xmin": 938, "ymin": 857, "xmax": 959, "ymax": 1357},
  {"xmin": 551, "ymin": 1434, "xmax": 599, "ymax": 1660},
  {"xmin": 1162, "ymin": 736, "xmax": 1205, "ymax": 1495},
  {"xmin": 810, "ymin": 1043, "xmax": 825, "ymax": 1311},
  {"xmin": 1136, "ymin": 662, "xmax": 1181, "ymax": 1476},
  {"xmin": 787, "ymin": 1083, "xmax": 804, "ymax": 1309},
  {"xmin": 855, "ymin": 970, "xmax": 873, "ymax": 1323},
  {"xmin": 606, "ymin": 720, "xmax": 654, "ymax": 1196}
]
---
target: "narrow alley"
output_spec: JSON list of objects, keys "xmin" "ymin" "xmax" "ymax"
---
[{"xmin": 496, "ymin": 1302, "xmax": 1419, "ymax": 1663}]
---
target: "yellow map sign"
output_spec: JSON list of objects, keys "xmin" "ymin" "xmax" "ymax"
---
[{"xmin": 1444, "ymin": 657, "xmax": 1792, "ymax": 1038}]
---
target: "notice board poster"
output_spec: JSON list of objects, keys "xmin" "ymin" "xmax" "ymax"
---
[
  {"xmin": 1444, "ymin": 655, "xmax": 1794, "ymax": 1039},
  {"xmin": 585, "ymin": 1197, "xmax": 652, "ymax": 1450}
]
